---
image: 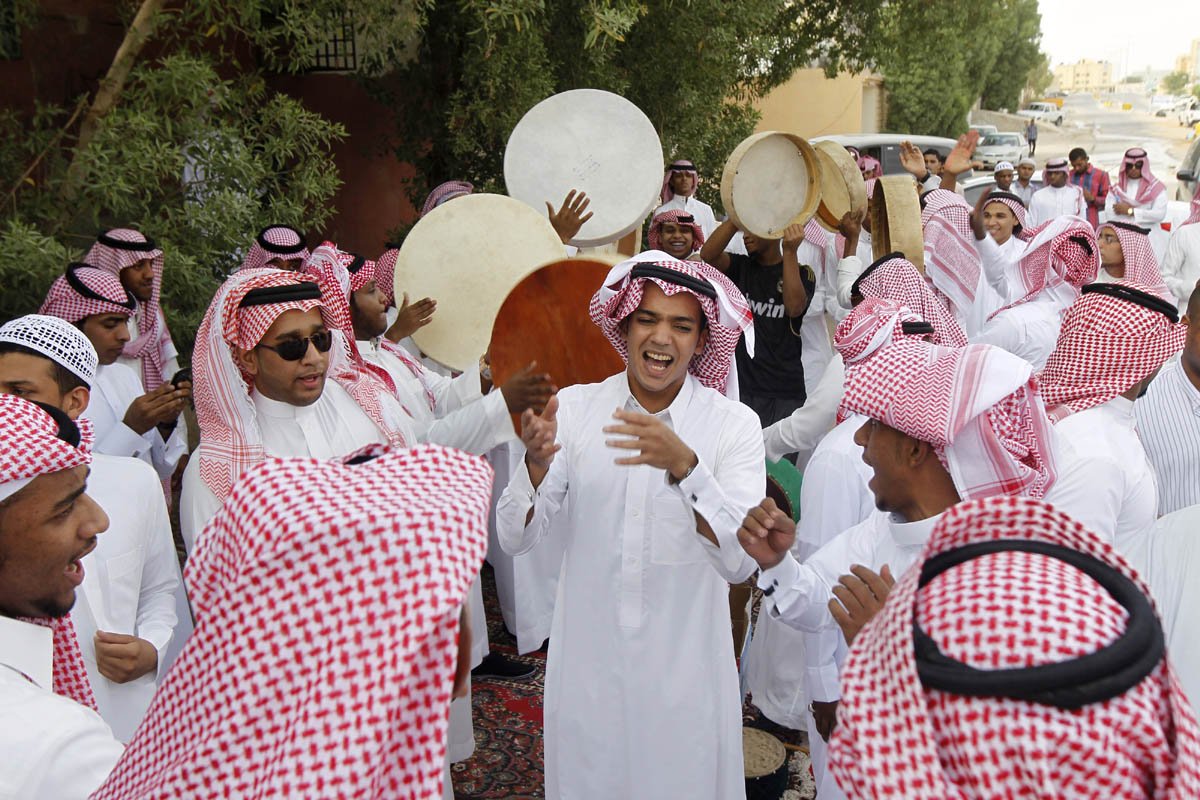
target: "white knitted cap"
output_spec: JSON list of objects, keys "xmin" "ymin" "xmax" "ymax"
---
[{"xmin": 0, "ymin": 314, "xmax": 98, "ymax": 387}]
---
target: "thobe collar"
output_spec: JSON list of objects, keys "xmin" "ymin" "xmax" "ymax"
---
[
  {"xmin": 1101, "ymin": 394, "xmax": 1136, "ymax": 422},
  {"xmin": 620, "ymin": 371, "xmax": 698, "ymax": 424},
  {"xmin": 252, "ymin": 387, "xmax": 316, "ymax": 421},
  {"xmin": 887, "ymin": 510, "xmax": 943, "ymax": 548},
  {"xmin": 0, "ymin": 616, "xmax": 53, "ymax": 688}
]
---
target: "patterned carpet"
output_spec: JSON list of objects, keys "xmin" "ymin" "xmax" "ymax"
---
[{"xmin": 455, "ymin": 566, "xmax": 816, "ymax": 799}]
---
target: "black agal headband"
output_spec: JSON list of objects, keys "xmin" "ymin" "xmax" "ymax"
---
[
  {"xmin": 1081, "ymin": 282, "xmax": 1179, "ymax": 323},
  {"xmin": 914, "ymin": 539, "xmax": 1164, "ymax": 710},
  {"xmin": 255, "ymin": 225, "xmax": 307, "ymax": 256},
  {"xmin": 65, "ymin": 262, "xmax": 136, "ymax": 309},
  {"xmin": 238, "ymin": 281, "xmax": 322, "ymax": 308},
  {"xmin": 97, "ymin": 229, "xmax": 157, "ymax": 252},
  {"xmin": 629, "ymin": 263, "xmax": 716, "ymax": 300}
]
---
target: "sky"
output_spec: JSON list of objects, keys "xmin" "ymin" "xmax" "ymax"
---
[{"xmin": 1038, "ymin": 0, "xmax": 1200, "ymax": 77}]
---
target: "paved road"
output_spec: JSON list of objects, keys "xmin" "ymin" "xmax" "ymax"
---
[{"xmin": 1027, "ymin": 92, "xmax": 1193, "ymax": 200}]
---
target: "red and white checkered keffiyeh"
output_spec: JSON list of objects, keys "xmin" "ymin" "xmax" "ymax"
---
[
  {"xmin": 921, "ymin": 189, "xmax": 983, "ymax": 323},
  {"xmin": 421, "ymin": 180, "xmax": 474, "ymax": 218},
  {"xmin": 1114, "ymin": 147, "xmax": 1166, "ymax": 207},
  {"xmin": 841, "ymin": 336, "xmax": 1057, "ymax": 500},
  {"xmin": 647, "ymin": 208, "xmax": 706, "ymax": 252},
  {"xmin": 85, "ymin": 228, "xmax": 171, "ymax": 389},
  {"xmin": 0, "ymin": 395, "xmax": 98, "ymax": 711},
  {"xmin": 852, "ymin": 255, "xmax": 968, "ymax": 347},
  {"xmin": 659, "ymin": 159, "xmax": 699, "ymax": 204},
  {"xmin": 589, "ymin": 251, "xmax": 753, "ymax": 393},
  {"xmin": 192, "ymin": 269, "xmax": 408, "ymax": 497},
  {"xmin": 376, "ymin": 244, "xmax": 401, "ymax": 307},
  {"xmin": 988, "ymin": 216, "xmax": 1099, "ymax": 320},
  {"xmin": 834, "ymin": 297, "xmax": 927, "ymax": 366},
  {"xmin": 1102, "ymin": 223, "xmax": 1172, "ymax": 300},
  {"xmin": 857, "ymin": 155, "xmax": 882, "ymax": 180},
  {"xmin": 1039, "ymin": 281, "xmax": 1187, "ymax": 420},
  {"xmin": 830, "ymin": 495, "xmax": 1200, "ymax": 800},
  {"xmin": 982, "ymin": 191, "xmax": 1029, "ymax": 239},
  {"xmin": 237, "ymin": 225, "xmax": 310, "ymax": 273},
  {"xmin": 1184, "ymin": 189, "xmax": 1200, "ymax": 227},
  {"xmin": 92, "ymin": 444, "xmax": 493, "ymax": 800},
  {"xmin": 38, "ymin": 264, "xmax": 135, "ymax": 323}
]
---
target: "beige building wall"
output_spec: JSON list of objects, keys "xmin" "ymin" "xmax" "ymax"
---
[
  {"xmin": 1190, "ymin": 38, "xmax": 1200, "ymax": 80},
  {"xmin": 1054, "ymin": 59, "xmax": 1114, "ymax": 93},
  {"xmin": 753, "ymin": 68, "xmax": 885, "ymax": 137}
]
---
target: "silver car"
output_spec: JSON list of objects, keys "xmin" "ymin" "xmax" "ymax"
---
[{"xmin": 974, "ymin": 133, "xmax": 1027, "ymax": 170}]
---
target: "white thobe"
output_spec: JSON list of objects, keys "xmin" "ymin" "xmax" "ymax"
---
[
  {"xmin": 73, "ymin": 454, "xmax": 182, "ymax": 742},
  {"xmin": 748, "ymin": 414, "xmax": 874, "ymax": 800},
  {"xmin": 0, "ymin": 617, "xmax": 125, "ymax": 799},
  {"xmin": 655, "ymin": 195, "xmax": 719, "ymax": 241},
  {"xmin": 1137, "ymin": 504, "xmax": 1200, "ymax": 721},
  {"xmin": 798, "ymin": 239, "xmax": 836, "ymax": 397},
  {"xmin": 116, "ymin": 307, "xmax": 181, "ymax": 388},
  {"xmin": 84, "ymin": 363, "xmax": 187, "ymax": 481},
  {"xmin": 1107, "ymin": 181, "xmax": 1170, "ymax": 258},
  {"xmin": 1160, "ymin": 223, "xmax": 1200, "ymax": 313},
  {"xmin": 359, "ymin": 338, "xmax": 513, "ymax": 455},
  {"xmin": 1135, "ymin": 356, "xmax": 1200, "ymax": 515},
  {"xmin": 973, "ymin": 296, "xmax": 1062, "ymax": 369},
  {"xmin": 1027, "ymin": 185, "xmax": 1085, "ymax": 228},
  {"xmin": 496, "ymin": 372, "xmax": 763, "ymax": 800},
  {"xmin": 180, "ymin": 381, "xmax": 397, "ymax": 550},
  {"xmin": 1049, "ymin": 397, "xmax": 1157, "ymax": 559},
  {"xmin": 1010, "ymin": 180, "xmax": 1036, "ymax": 207}
]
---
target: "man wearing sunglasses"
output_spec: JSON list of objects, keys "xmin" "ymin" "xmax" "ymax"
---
[
  {"xmin": 1106, "ymin": 147, "xmax": 1168, "ymax": 233},
  {"xmin": 179, "ymin": 270, "xmax": 415, "ymax": 550}
]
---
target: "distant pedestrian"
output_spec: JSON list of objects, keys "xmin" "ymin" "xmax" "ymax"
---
[{"xmin": 1025, "ymin": 119, "xmax": 1038, "ymax": 156}]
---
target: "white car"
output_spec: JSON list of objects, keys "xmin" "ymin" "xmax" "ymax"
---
[
  {"xmin": 1018, "ymin": 102, "xmax": 1064, "ymax": 127},
  {"xmin": 974, "ymin": 133, "xmax": 1027, "ymax": 169}
]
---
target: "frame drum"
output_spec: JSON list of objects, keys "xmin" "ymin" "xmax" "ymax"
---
[
  {"xmin": 393, "ymin": 193, "xmax": 566, "ymax": 371},
  {"xmin": 505, "ymin": 89, "xmax": 664, "ymax": 248},
  {"xmin": 720, "ymin": 132, "xmax": 822, "ymax": 239},
  {"xmin": 870, "ymin": 174, "xmax": 925, "ymax": 272},
  {"xmin": 489, "ymin": 257, "xmax": 626, "ymax": 398},
  {"xmin": 812, "ymin": 140, "xmax": 868, "ymax": 233}
]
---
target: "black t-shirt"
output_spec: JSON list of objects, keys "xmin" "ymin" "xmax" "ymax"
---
[{"xmin": 726, "ymin": 253, "xmax": 816, "ymax": 400}]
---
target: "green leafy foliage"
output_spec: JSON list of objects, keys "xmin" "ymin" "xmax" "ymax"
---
[{"xmin": 1162, "ymin": 71, "xmax": 1190, "ymax": 96}]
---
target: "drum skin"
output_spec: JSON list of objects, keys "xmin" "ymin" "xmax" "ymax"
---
[
  {"xmin": 870, "ymin": 174, "xmax": 925, "ymax": 272},
  {"xmin": 721, "ymin": 131, "xmax": 822, "ymax": 239},
  {"xmin": 505, "ymin": 89, "xmax": 664, "ymax": 248},
  {"xmin": 393, "ymin": 193, "xmax": 566, "ymax": 371},
  {"xmin": 489, "ymin": 258, "xmax": 626, "ymax": 400}
]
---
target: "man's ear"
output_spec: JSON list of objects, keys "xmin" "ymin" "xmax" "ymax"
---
[
  {"xmin": 694, "ymin": 326, "xmax": 708, "ymax": 357},
  {"xmin": 234, "ymin": 346, "xmax": 259, "ymax": 378},
  {"xmin": 618, "ymin": 317, "xmax": 630, "ymax": 345},
  {"xmin": 61, "ymin": 386, "xmax": 90, "ymax": 420},
  {"xmin": 907, "ymin": 436, "xmax": 935, "ymax": 468}
]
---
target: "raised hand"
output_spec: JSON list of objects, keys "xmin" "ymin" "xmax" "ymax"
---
[
  {"xmin": 500, "ymin": 361, "xmax": 557, "ymax": 415},
  {"xmin": 943, "ymin": 130, "xmax": 981, "ymax": 177},
  {"xmin": 828, "ymin": 564, "xmax": 896, "ymax": 645},
  {"xmin": 736, "ymin": 497, "xmax": 796, "ymax": 570},
  {"xmin": 781, "ymin": 222, "xmax": 806, "ymax": 252},
  {"xmin": 898, "ymin": 141, "xmax": 926, "ymax": 177},
  {"xmin": 385, "ymin": 292, "xmax": 436, "ymax": 343},
  {"xmin": 603, "ymin": 409, "xmax": 697, "ymax": 481},
  {"xmin": 546, "ymin": 189, "xmax": 594, "ymax": 244},
  {"xmin": 521, "ymin": 394, "xmax": 560, "ymax": 486},
  {"xmin": 838, "ymin": 208, "xmax": 864, "ymax": 241}
]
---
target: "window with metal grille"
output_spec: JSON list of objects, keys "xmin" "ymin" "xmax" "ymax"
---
[
  {"xmin": 310, "ymin": 13, "xmax": 357, "ymax": 72},
  {"xmin": 0, "ymin": 0, "xmax": 21, "ymax": 60}
]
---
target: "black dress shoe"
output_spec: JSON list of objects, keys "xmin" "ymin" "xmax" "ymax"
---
[{"xmin": 471, "ymin": 652, "xmax": 537, "ymax": 681}]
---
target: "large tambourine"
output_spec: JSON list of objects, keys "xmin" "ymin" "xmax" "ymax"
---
[
  {"xmin": 504, "ymin": 89, "xmax": 664, "ymax": 248},
  {"xmin": 489, "ymin": 257, "xmax": 625, "ymax": 398},
  {"xmin": 720, "ymin": 131, "xmax": 822, "ymax": 239},
  {"xmin": 393, "ymin": 193, "xmax": 566, "ymax": 371},
  {"xmin": 870, "ymin": 174, "xmax": 925, "ymax": 272},
  {"xmin": 812, "ymin": 140, "xmax": 869, "ymax": 233}
]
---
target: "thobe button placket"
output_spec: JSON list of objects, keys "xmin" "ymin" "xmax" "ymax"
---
[{"xmin": 619, "ymin": 466, "xmax": 649, "ymax": 629}]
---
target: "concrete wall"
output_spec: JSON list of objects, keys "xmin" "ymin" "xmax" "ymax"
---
[{"xmin": 753, "ymin": 68, "xmax": 885, "ymax": 137}]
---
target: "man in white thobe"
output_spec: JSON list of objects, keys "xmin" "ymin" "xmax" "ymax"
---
[
  {"xmin": 1105, "ymin": 147, "xmax": 1169, "ymax": 258},
  {"xmin": 1038, "ymin": 281, "xmax": 1187, "ymax": 560},
  {"xmin": 0, "ymin": 315, "xmax": 184, "ymax": 742},
  {"xmin": 1027, "ymin": 158, "xmax": 1085, "ymax": 228},
  {"xmin": 1161, "ymin": 197, "xmax": 1200, "ymax": 313},
  {"xmin": 180, "ymin": 269, "xmax": 413, "ymax": 548},
  {"xmin": 39, "ymin": 265, "xmax": 189, "ymax": 481},
  {"xmin": 0, "ymin": 395, "xmax": 125, "ymax": 799},
  {"xmin": 497, "ymin": 254, "xmax": 760, "ymax": 800}
]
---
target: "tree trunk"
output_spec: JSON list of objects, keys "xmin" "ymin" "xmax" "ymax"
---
[{"xmin": 58, "ymin": 0, "xmax": 168, "ymax": 211}]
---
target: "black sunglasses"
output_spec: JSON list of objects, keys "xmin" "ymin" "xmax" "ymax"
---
[
  {"xmin": 1125, "ymin": 160, "xmax": 1144, "ymax": 170},
  {"xmin": 257, "ymin": 330, "xmax": 333, "ymax": 361}
]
